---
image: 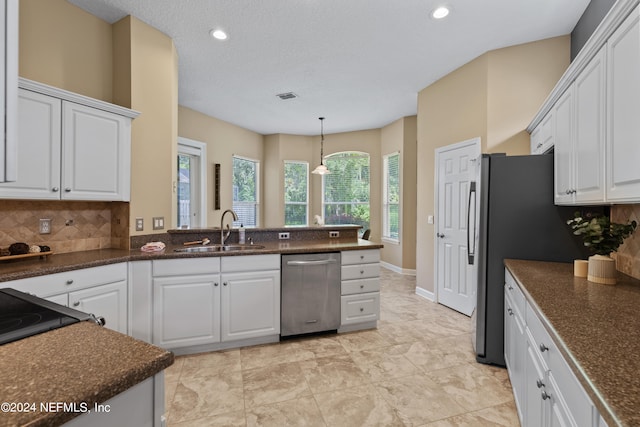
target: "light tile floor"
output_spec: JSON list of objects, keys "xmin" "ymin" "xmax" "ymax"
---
[{"xmin": 164, "ymin": 268, "xmax": 520, "ymax": 426}]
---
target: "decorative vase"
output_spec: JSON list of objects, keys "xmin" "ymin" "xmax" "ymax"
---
[
  {"xmin": 587, "ymin": 255, "xmax": 617, "ymax": 285},
  {"xmin": 574, "ymin": 260, "xmax": 588, "ymax": 278}
]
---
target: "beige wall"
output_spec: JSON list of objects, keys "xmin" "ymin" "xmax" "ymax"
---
[
  {"xmin": 178, "ymin": 106, "xmax": 264, "ymax": 227},
  {"xmin": 113, "ymin": 16, "xmax": 179, "ymax": 236},
  {"xmin": 416, "ymin": 37, "xmax": 570, "ymax": 293},
  {"xmin": 380, "ymin": 116, "xmax": 417, "ymax": 271},
  {"xmin": 19, "ymin": 0, "xmax": 113, "ymax": 103}
]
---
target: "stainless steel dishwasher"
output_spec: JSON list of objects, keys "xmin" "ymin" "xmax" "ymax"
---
[{"xmin": 281, "ymin": 252, "xmax": 341, "ymax": 337}]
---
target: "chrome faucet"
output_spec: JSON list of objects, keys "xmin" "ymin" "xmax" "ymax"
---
[{"xmin": 220, "ymin": 209, "xmax": 238, "ymax": 245}]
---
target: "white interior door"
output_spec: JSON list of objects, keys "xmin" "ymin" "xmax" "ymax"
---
[{"xmin": 435, "ymin": 138, "xmax": 480, "ymax": 316}]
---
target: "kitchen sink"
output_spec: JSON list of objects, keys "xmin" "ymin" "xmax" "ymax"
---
[{"xmin": 174, "ymin": 244, "xmax": 265, "ymax": 253}]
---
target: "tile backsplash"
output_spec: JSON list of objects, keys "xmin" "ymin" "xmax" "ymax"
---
[
  {"xmin": 611, "ymin": 204, "xmax": 640, "ymax": 280},
  {"xmin": 0, "ymin": 200, "xmax": 130, "ymax": 254}
]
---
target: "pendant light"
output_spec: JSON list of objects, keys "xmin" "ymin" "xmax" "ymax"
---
[{"xmin": 312, "ymin": 117, "xmax": 331, "ymax": 175}]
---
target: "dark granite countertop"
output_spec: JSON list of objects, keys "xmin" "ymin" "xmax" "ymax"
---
[
  {"xmin": 0, "ymin": 239, "xmax": 382, "ymax": 283},
  {"xmin": 0, "ymin": 322, "xmax": 173, "ymax": 427},
  {"xmin": 504, "ymin": 259, "xmax": 640, "ymax": 427}
]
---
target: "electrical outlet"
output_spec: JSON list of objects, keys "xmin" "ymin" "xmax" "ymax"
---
[
  {"xmin": 153, "ymin": 217, "xmax": 165, "ymax": 230},
  {"xmin": 39, "ymin": 219, "xmax": 51, "ymax": 234},
  {"xmin": 278, "ymin": 232, "xmax": 290, "ymax": 240},
  {"xmin": 136, "ymin": 217, "xmax": 144, "ymax": 231},
  {"xmin": 329, "ymin": 231, "xmax": 340, "ymax": 238}
]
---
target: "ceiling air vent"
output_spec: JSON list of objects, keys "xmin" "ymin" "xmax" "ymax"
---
[{"xmin": 276, "ymin": 92, "xmax": 298, "ymax": 100}]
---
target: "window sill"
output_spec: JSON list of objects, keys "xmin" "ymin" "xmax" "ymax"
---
[{"xmin": 381, "ymin": 238, "xmax": 400, "ymax": 245}]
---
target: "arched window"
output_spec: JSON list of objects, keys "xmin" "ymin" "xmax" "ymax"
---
[{"xmin": 322, "ymin": 152, "xmax": 370, "ymax": 233}]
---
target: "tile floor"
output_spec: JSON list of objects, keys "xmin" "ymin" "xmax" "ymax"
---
[{"xmin": 164, "ymin": 268, "xmax": 520, "ymax": 426}]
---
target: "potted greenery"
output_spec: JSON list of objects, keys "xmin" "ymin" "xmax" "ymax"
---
[{"xmin": 567, "ymin": 211, "xmax": 637, "ymax": 284}]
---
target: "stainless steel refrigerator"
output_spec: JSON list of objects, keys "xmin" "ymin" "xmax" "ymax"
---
[{"xmin": 471, "ymin": 153, "xmax": 593, "ymax": 366}]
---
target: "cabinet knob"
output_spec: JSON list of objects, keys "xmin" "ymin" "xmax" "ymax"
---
[
  {"xmin": 66, "ymin": 279, "xmax": 74, "ymax": 285},
  {"xmin": 65, "ymin": 188, "xmax": 72, "ymax": 192},
  {"xmin": 52, "ymin": 187, "xmax": 59, "ymax": 192},
  {"xmin": 214, "ymin": 282, "xmax": 219, "ymax": 287},
  {"xmin": 437, "ymin": 233, "xmax": 445, "ymax": 238},
  {"xmin": 536, "ymin": 379, "xmax": 545, "ymax": 389},
  {"xmin": 360, "ymin": 307, "xmax": 364, "ymax": 312},
  {"xmin": 508, "ymin": 285, "xmax": 513, "ymax": 290},
  {"xmin": 360, "ymin": 284, "xmax": 364, "ymax": 289},
  {"xmin": 536, "ymin": 143, "xmax": 543, "ymax": 149},
  {"xmin": 72, "ymin": 301, "xmax": 80, "ymax": 307},
  {"xmin": 565, "ymin": 189, "xmax": 572, "ymax": 195},
  {"xmin": 541, "ymin": 390, "xmax": 551, "ymax": 401},
  {"xmin": 507, "ymin": 308, "xmax": 513, "ymax": 316},
  {"xmin": 360, "ymin": 270, "xmax": 364, "ymax": 274},
  {"xmin": 540, "ymin": 343, "xmax": 549, "ymax": 352},
  {"xmin": 223, "ymin": 282, "xmax": 228, "ymax": 286},
  {"xmin": 360, "ymin": 255, "xmax": 364, "ymax": 260}
]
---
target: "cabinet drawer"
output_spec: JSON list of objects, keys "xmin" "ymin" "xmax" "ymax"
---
[
  {"xmin": 342, "ymin": 263, "xmax": 380, "ymax": 280},
  {"xmin": 341, "ymin": 278, "xmax": 380, "ymax": 295},
  {"xmin": 341, "ymin": 292, "xmax": 380, "ymax": 325},
  {"xmin": 341, "ymin": 249, "xmax": 380, "ymax": 265},
  {"xmin": 153, "ymin": 258, "xmax": 220, "ymax": 277},
  {"xmin": 505, "ymin": 271, "xmax": 525, "ymax": 317},
  {"xmin": 6, "ymin": 263, "xmax": 127, "ymax": 297},
  {"xmin": 222, "ymin": 254, "xmax": 280, "ymax": 272},
  {"xmin": 525, "ymin": 303, "xmax": 553, "ymax": 370}
]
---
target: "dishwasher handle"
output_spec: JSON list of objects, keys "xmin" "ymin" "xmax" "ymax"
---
[{"xmin": 286, "ymin": 259, "xmax": 338, "ymax": 266}]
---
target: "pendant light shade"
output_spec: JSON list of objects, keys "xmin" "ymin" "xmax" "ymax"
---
[{"xmin": 312, "ymin": 117, "xmax": 331, "ymax": 175}]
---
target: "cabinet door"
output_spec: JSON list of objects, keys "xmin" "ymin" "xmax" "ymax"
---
[
  {"xmin": 574, "ymin": 47, "xmax": 606, "ymax": 204},
  {"xmin": 524, "ymin": 335, "xmax": 546, "ymax": 427},
  {"xmin": 221, "ymin": 270, "xmax": 280, "ymax": 341},
  {"xmin": 69, "ymin": 281, "xmax": 127, "ymax": 334},
  {"xmin": 553, "ymin": 88, "xmax": 575, "ymax": 205},
  {"xmin": 153, "ymin": 274, "xmax": 220, "ymax": 348},
  {"xmin": 546, "ymin": 373, "xmax": 572, "ymax": 427},
  {"xmin": 607, "ymin": 5, "xmax": 640, "ymax": 202},
  {"xmin": 0, "ymin": 0, "xmax": 18, "ymax": 183},
  {"xmin": 62, "ymin": 101, "xmax": 131, "ymax": 201},
  {"xmin": 505, "ymin": 293, "xmax": 526, "ymax": 421},
  {"xmin": 0, "ymin": 89, "xmax": 61, "ymax": 199},
  {"xmin": 531, "ymin": 113, "xmax": 554, "ymax": 155}
]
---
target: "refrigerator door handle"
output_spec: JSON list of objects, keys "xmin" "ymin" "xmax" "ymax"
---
[{"xmin": 467, "ymin": 181, "xmax": 477, "ymax": 265}]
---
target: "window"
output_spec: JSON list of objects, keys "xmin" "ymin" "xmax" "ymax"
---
[
  {"xmin": 232, "ymin": 155, "xmax": 259, "ymax": 227},
  {"xmin": 284, "ymin": 161, "xmax": 308, "ymax": 226},
  {"xmin": 177, "ymin": 138, "xmax": 207, "ymax": 228},
  {"xmin": 383, "ymin": 152, "xmax": 400, "ymax": 242},
  {"xmin": 322, "ymin": 152, "xmax": 370, "ymax": 234}
]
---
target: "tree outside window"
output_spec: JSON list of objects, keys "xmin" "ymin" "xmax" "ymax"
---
[
  {"xmin": 322, "ymin": 152, "xmax": 370, "ymax": 234},
  {"xmin": 383, "ymin": 152, "xmax": 400, "ymax": 241},
  {"xmin": 284, "ymin": 161, "xmax": 308, "ymax": 226},
  {"xmin": 232, "ymin": 156, "xmax": 259, "ymax": 227}
]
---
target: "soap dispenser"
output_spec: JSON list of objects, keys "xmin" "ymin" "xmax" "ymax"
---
[{"xmin": 238, "ymin": 224, "xmax": 245, "ymax": 244}]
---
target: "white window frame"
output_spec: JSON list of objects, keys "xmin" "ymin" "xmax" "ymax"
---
[
  {"xmin": 232, "ymin": 154, "xmax": 260, "ymax": 227},
  {"xmin": 382, "ymin": 151, "xmax": 401, "ymax": 243},
  {"xmin": 321, "ymin": 151, "xmax": 370, "ymax": 235},
  {"xmin": 177, "ymin": 137, "xmax": 207, "ymax": 228},
  {"xmin": 283, "ymin": 160, "xmax": 309, "ymax": 226}
]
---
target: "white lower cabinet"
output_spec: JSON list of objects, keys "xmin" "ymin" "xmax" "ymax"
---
[
  {"xmin": 153, "ymin": 273, "xmax": 221, "ymax": 348},
  {"xmin": 151, "ymin": 255, "xmax": 280, "ymax": 352},
  {"xmin": 505, "ymin": 269, "xmax": 606, "ymax": 427},
  {"xmin": 7, "ymin": 263, "xmax": 128, "ymax": 334},
  {"xmin": 340, "ymin": 249, "xmax": 381, "ymax": 330}
]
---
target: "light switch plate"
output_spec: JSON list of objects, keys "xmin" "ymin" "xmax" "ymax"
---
[
  {"xmin": 153, "ymin": 217, "xmax": 165, "ymax": 230},
  {"xmin": 135, "ymin": 217, "xmax": 144, "ymax": 231}
]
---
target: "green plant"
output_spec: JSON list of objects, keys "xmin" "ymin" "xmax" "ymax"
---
[{"xmin": 566, "ymin": 211, "xmax": 637, "ymax": 256}]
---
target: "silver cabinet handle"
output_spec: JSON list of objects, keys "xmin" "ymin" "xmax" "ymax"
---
[
  {"xmin": 72, "ymin": 301, "xmax": 80, "ymax": 307},
  {"xmin": 536, "ymin": 379, "xmax": 544, "ymax": 388},
  {"xmin": 287, "ymin": 259, "xmax": 337, "ymax": 266},
  {"xmin": 52, "ymin": 187, "xmax": 59, "ymax": 192},
  {"xmin": 536, "ymin": 143, "xmax": 543, "ymax": 149},
  {"xmin": 66, "ymin": 279, "xmax": 74, "ymax": 285},
  {"xmin": 540, "ymin": 343, "xmax": 549, "ymax": 352},
  {"xmin": 541, "ymin": 391, "xmax": 551, "ymax": 400},
  {"xmin": 65, "ymin": 188, "xmax": 71, "ymax": 192}
]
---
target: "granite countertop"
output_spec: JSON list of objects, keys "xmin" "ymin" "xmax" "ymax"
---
[
  {"xmin": 0, "ymin": 322, "xmax": 173, "ymax": 427},
  {"xmin": 504, "ymin": 259, "xmax": 640, "ymax": 427},
  {"xmin": 0, "ymin": 239, "xmax": 383, "ymax": 283}
]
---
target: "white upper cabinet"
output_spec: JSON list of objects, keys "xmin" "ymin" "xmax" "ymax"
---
[
  {"xmin": 607, "ymin": 4, "xmax": 640, "ymax": 202},
  {"xmin": 530, "ymin": 113, "xmax": 554, "ymax": 155},
  {"xmin": 530, "ymin": 0, "xmax": 640, "ymax": 205},
  {"xmin": 554, "ymin": 48, "xmax": 606, "ymax": 205},
  {"xmin": 0, "ymin": 79, "xmax": 138, "ymax": 201},
  {"xmin": 0, "ymin": 0, "xmax": 18, "ymax": 183}
]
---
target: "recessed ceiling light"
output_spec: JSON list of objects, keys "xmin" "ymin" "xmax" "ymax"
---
[
  {"xmin": 210, "ymin": 29, "xmax": 228, "ymax": 40},
  {"xmin": 431, "ymin": 6, "xmax": 450, "ymax": 19}
]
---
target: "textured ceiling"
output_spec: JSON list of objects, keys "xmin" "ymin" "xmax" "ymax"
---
[{"xmin": 67, "ymin": 0, "xmax": 590, "ymax": 136}]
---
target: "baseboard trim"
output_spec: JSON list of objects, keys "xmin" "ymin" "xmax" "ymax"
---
[
  {"xmin": 380, "ymin": 261, "xmax": 417, "ymax": 276},
  {"xmin": 416, "ymin": 286, "xmax": 435, "ymax": 302}
]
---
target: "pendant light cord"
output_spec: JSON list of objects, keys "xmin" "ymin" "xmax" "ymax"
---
[{"xmin": 319, "ymin": 117, "xmax": 325, "ymax": 165}]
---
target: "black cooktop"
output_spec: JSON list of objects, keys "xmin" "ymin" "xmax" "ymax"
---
[{"xmin": 0, "ymin": 288, "xmax": 88, "ymax": 345}]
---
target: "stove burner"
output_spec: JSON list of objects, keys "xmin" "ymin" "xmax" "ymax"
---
[{"xmin": 0, "ymin": 313, "xmax": 44, "ymax": 333}]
